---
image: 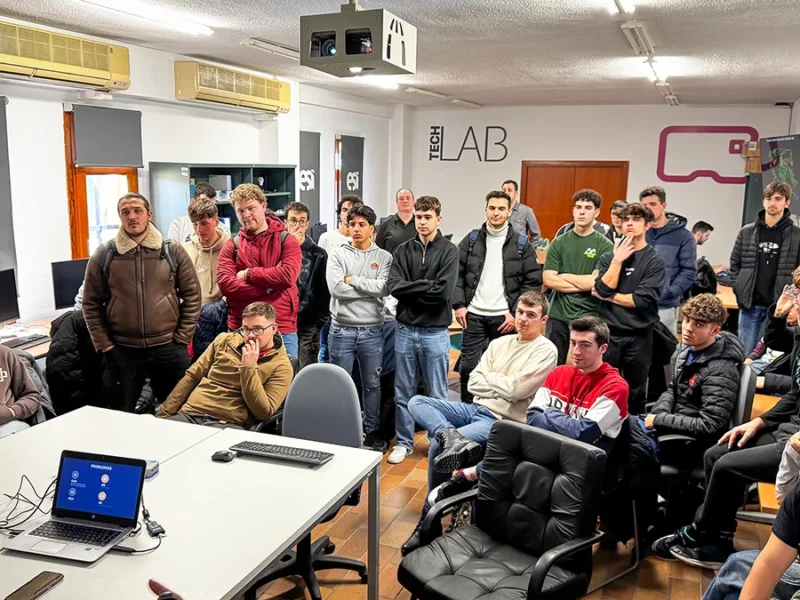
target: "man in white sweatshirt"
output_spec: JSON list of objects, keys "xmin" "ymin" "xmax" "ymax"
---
[
  {"xmin": 326, "ymin": 203, "xmax": 393, "ymax": 449},
  {"xmin": 452, "ymin": 190, "xmax": 542, "ymax": 402}
]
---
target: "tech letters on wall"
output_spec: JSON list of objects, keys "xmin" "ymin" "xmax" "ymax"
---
[{"xmin": 427, "ymin": 125, "xmax": 508, "ymax": 162}]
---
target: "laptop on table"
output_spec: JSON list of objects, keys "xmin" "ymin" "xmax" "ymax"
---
[{"xmin": 3, "ymin": 450, "xmax": 146, "ymax": 563}]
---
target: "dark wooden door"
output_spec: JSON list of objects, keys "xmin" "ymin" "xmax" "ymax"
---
[{"xmin": 520, "ymin": 161, "xmax": 629, "ymax": 240}]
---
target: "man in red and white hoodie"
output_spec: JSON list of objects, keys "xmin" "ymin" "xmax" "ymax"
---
[{"xmin": 432, "ymin": 316, "xmax": 627, "ymax": 498}]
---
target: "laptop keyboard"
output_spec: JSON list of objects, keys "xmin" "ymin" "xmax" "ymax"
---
[{"xmin": 30, "ymin": 521, "xmax": 120, "ymax": 546}]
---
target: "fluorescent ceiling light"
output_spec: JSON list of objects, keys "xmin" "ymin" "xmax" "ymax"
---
[
  {"xmin": 243, "ymin": 38, "xmax": 300, "ymax": 61},
  {"xmin": 451, "ymin": 98, "xmax": 483, "ymax": 109},
  {"xmin": 609, "ymin": 0, "xmax": 635, "ymax": 14},
  {"xmin": 621, "ymin": 20, "xmax": 654, "ymax": 56},
  {"xmin": 76, "ymin": 0, "xmax": 214, "ymax": 36},
  {"xmin": 405, "ymin": 86, "xmax": 449, "ymax": 99},
  {"xmin": 646, "ymin": 58, "xmax": 667, "ymax": 83}
]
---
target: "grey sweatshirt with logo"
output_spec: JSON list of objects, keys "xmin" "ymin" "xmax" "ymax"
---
[{"xmin": 326, "ymin": 243, "xmax": 393, "ymax": 326}]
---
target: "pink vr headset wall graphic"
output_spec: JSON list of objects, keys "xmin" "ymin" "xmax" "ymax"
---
[{"xmin": 657, "ymin": 125, "xmax": 759, "ymax": 185}]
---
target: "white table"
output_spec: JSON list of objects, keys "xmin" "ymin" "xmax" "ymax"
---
[{"xmin": 0, "ymin": 408, "xmax": 382, "ymax": 600}]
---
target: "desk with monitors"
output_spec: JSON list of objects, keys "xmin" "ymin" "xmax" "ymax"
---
[{"xmin": 0, "ymin": 268, "xmax": 51, "ymax": 354}]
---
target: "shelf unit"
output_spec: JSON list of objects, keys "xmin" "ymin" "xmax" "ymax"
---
[{"xmin": 148, "ymin": 162, "xmax": 296, "ymax": 235}]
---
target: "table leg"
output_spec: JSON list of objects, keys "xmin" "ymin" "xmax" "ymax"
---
[{"xmin": 368, "ymin": 466, "xmax": 380, "ymax": 600}]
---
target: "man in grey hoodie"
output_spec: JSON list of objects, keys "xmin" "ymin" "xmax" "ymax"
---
[{"xmin": 326, "ymin": 203, "xmax": 393, "ymax": 447}]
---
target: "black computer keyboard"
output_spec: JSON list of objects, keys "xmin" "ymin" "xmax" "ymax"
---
[
  {"xmin": 30, "ymin": 521, "xmax": 120, "ymax": 546},
  {"xmin": 230, "ymin": 441, "xmax": 334, "ymax": 467},
  {"xmin": 1, "ymin": 334, "xmax": 50, "ymax": 350}
]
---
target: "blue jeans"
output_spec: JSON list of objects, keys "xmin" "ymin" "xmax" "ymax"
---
[
  {"xmin": 329, "ymin": 323, "xmax": 384, "ymax": 433},
  {"xmin": 282, "ymin": 332, "xmax": 298, "ymax": 359},
  {"xmin": 394, "ymin": 324, "xmax": 450, "ymax": 450},
  {"xmin": 407, "ymin": 395, "xmax": 497, "ymax": 493},
  {"xmin": 739, "ymin": 305, "xmax": 769, "ymax": 356},
  {"xmin": 703, "ymin": 549, "xmax": 800, "ymax": 600},
  {"xmin": 318, "ymin": 320, "xmax": 331, "ymax": 363}
]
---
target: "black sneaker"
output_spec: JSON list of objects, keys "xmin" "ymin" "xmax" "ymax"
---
[
  {"xmin": 651, "ymin": 524, "xmax": 701, "ymax": 561},
  {"xmin": 428, "ymin": 472, "xmax": 477, "ymax": 506},
  {"xmin": 670, "ymin": 539, "xmax": 735, "ymax": 570},
  {"xmin": 432, "ymin": 429, "xmax": 484, "ymax": 473}
]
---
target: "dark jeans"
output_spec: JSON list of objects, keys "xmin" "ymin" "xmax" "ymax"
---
[
  {"xmin": 738, "ymin": 305, "xmax": 769, "ymax": 356},
  {"xmin": 297, "ymin": 323, "xmax": 322, "ymax": 370},
  {"xmin": 545, "ymin": 317, "xmax": 570, "ymax": 365},
  {"xmin": 696, "ymin": 430, "xmax": 785, "ymax": 535},
  {"xmin": 103, "ymin": 342, "xmax": 190, "ymax": 413},
  {"xmin": 459, "ymin": 312, "xmax": 506, "ymax": 402},
  {"xmin": 318, "ymin": 319, "xmax": 331, "ymax": 363},
  {"xmin": 169, "ymin": 412, "xmax": 245, "ymax": 429},
  {"xmin": 604, "ymin": 329, "xmax": 652, "ymax": 414}
]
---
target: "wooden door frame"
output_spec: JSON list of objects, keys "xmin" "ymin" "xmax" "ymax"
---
[
  {"xmin": 64, "ymin": 112, "xmax": 139, "ymax": 259},
  {"xmin": 520, "ymin": 160, "xmax": 630, "ymax": 200}
]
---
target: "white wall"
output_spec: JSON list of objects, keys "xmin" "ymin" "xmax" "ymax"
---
[
  {"xmin": 0, "ymin": 19, "xmax": 298, "ymax": 321},
  {"xmin": 411, "ymin": 105, "xmax": 791, "ymax": 265},
  {"xmin": 299, "ymin": 85, "xmax": 395, "ymax": 225}
]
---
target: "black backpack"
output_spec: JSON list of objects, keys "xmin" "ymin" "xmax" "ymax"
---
[{"xmin": 100, "ymin": 239, "xmax": 178, "ymax": 281}]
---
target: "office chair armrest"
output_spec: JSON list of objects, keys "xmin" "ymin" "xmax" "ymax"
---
[
  {"xmin": 253, "ymin": 408, "xmax": 284, "ymax": 433},
  {"xmin": 657, "ymin": 433, "xmax": 698, "ymax": 445},
  {"xmin": 527, "ymin": 531, "xmax": 605, "ymax": 600},
  {"xmin": 644, "ymin": 401, "xmax": 656, "ymax": 413},
  {"xmin": 419, "ymin": 488, "xmax": 479, "ymax": 547}
]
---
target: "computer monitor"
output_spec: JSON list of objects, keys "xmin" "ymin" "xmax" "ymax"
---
[
  {"xmin": 0, "ymin": 268, "xmax": 20, "ymax": 325},
  {"xmin": 52, "ymin": 259, "xmax": 89, "ymax": 310}
]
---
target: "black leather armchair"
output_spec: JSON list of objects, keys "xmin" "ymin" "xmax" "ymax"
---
[{"xmin": 398, "ymin": 420, "xmax": 607, "ymax": 600}]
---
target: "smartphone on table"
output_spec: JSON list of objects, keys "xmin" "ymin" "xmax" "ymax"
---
[{"xmin": 5, "ymin": 572, "xmax": 64, "ymax": 600}]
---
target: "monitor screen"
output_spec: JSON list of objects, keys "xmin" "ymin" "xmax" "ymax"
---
[
  {"xmin": 51, "ymin": 259, "xmax": 89, "ymax": 310},
  {"xmin": 0, "ymin": 269, "xmax": 19, "ymax": 324},
  {"xmin": 55, "ymin": 456, "xmax": 144, "ymax": 522}
]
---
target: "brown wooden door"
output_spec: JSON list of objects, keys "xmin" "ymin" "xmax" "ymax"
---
[{"xmin": 520, "ymin": 161, "xmax": 629, "ymax": 240}]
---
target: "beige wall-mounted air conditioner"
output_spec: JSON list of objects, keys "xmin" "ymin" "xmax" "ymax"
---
[{"xmin": 174, "ymin": 61, "xmax": 290, "ymax": 113}]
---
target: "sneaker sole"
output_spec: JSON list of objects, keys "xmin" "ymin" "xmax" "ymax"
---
[
  {"xmin": 650, "ymin": 536, "xmax": 678, "ymax": 561},
  {"xmin": 432, "ymin": 442, "xmax": 483, "ymax": 473},
  {"xmin": 669, "ymin": 548, "xmax": 725, "ymax": 570}
]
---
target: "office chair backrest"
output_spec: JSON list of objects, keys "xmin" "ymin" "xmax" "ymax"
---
[
  {"xmin": 281, "ymin": 363, "xmax": 363, "ymax": 448},
  {"xmin": 476, "ymin": 420, "xmax": 606, "ymax": 565},
  {"xmin": 731, "ymin": 363, "xmax": 757, "ymax": 428}
]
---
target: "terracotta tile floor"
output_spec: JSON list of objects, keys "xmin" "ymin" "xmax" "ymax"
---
[{"xmin": 257, "ymin": 431, "xmax": 773, "ymax": 600}]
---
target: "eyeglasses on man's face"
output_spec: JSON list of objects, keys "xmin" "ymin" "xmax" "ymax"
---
[
  {"xmin": 239, "ymin": 324, "xmax": 276, "ymax": 337},
  {"xmin": 287, "ymin": 217, "xmax": 308, "ymax": 226}
]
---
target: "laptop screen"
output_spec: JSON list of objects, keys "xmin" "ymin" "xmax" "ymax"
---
[{"xmin": 54, "ymin": 454, "xmax": 145, "ymax": 524}]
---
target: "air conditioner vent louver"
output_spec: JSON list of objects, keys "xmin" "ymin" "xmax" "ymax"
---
[
  {"xmin": 174, "ymin": 61, "xmax": 290, "ymax": 114},
  {"xmin": 0, "ymin": 21, "xmax": 130, "ymax": 89}
]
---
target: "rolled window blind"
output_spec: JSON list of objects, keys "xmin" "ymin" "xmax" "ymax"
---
[
  {"xmin": 73, "ymin": 105, "xmax": 143, "ymax": 168},
  {"xmin": 0, "ymin": 97, "xmax": 17, "ymax": 274}
]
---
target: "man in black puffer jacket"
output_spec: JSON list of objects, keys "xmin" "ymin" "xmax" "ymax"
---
[
  {"xmin": 730, "ymin": 182, "xmax": 800, "ymax": 355},
  {"xmin": 645, "ymin": 294, "xmax": 743, "ymax": 454},
  {"xmin": 452, "ymin": 190, "xmax": 542, "ymax": 402}
]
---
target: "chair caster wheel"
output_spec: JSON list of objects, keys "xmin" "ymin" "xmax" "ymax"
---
[{"xmin": 323, "ymin": 542, "xmax": 336, "ymax": 555}]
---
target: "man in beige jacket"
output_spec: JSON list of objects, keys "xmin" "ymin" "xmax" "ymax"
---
[{"xmin": 183, "ymin": 199, "xmax": 231, "ymax": 306}]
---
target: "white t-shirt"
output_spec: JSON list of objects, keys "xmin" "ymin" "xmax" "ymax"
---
[{"xmin": 318, "ymin": 229, "xmax": 352, "ymax": 255}]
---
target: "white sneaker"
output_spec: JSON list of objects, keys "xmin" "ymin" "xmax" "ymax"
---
[{"xmin": 387, "ymin": 446, "xmax": 410, "ymax": 464}]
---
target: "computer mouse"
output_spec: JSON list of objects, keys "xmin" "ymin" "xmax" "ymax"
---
[{"xmin": 211, "ymin": 450, "xmax": 236, "ymax": 463}]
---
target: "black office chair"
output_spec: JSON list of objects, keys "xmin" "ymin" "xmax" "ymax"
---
[
  {"xmin": 244, "ymin": 364, "xmax": 367, "ymax": 600},
  {"xmin": 398, "ymin": 421, "xmax": 606, "ymax": 600}
]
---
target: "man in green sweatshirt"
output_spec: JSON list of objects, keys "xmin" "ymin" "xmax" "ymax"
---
[
  {"xmin": 326, "ymin": 204, "xmax": 393, "ymax": 449},
  {"xmin": 0, "ymin": 345, "xmax": 42, "ymax": 438}
]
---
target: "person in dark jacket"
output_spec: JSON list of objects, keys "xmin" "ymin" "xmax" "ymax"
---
[
  {"xmin": 654, "ymin": 288, "xmax": 800, "ymax": 570},
  {"xmin": 285, "ymin": 201, "xmax": 330, "ymax": 370},
  {"xmin": 376, "ymin": 188, "xmax": 416, "ymax": 255},
  {"xmin": 452, "ymin": 190, "xmax": 542, "ymax": 402},
  {"xmin": 645, "ymin": 294, "xmax": 743, "ymax": 456},
  {"xmin": 730, "ymin": 181, "xmax": 800, "ymax": 355},
  {"xmin": 752, "ymin": 276, "xmax": 800, "ymax": 398},
  {"xmin": 593, "ymin": 202, "xmax": 665, "ymax": 413},
  {"xmin": 387, "ymin": 196, "xmax": 459, "ymax": 464},
  {"xmin": 83, "ymin": 193, "xmax": 202, "ymax": 413},
  {"xmin": 640, "ymin": 186, "xmax": 697, "ymax": 335}
]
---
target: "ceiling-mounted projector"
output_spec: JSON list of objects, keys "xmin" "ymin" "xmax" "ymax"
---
[{"xmin": 300, "ymin": 0, "xmax": 417, "ymax": 77}]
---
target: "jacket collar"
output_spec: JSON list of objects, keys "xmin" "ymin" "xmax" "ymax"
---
[
  {"xmin": 414, "ymin": 231, "xmax": 443, "ymax": 246},
  {"xmin": 228, "ymin": 331, "xmax": 285, "ymax": 362},
  {"xmin": 115, "ymin": 223, "xmax": 162, "ymax": 254}
]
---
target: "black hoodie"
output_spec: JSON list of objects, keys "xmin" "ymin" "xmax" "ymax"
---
[
  {"xmin": 730, "ymin": 208, "xmax": 800, "ymax": 310},
  {"xmin": 388, "ymin": 231, "xmax": 459, "ymax": 327},
  {"xmin": 297, "ymin": 236, "xmax": 330, "ymax": 330}
]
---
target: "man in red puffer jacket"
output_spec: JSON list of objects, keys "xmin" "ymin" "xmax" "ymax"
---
[{"xmin": 217, "ymin": 184, "xmax": 302, "ymax": 358}]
